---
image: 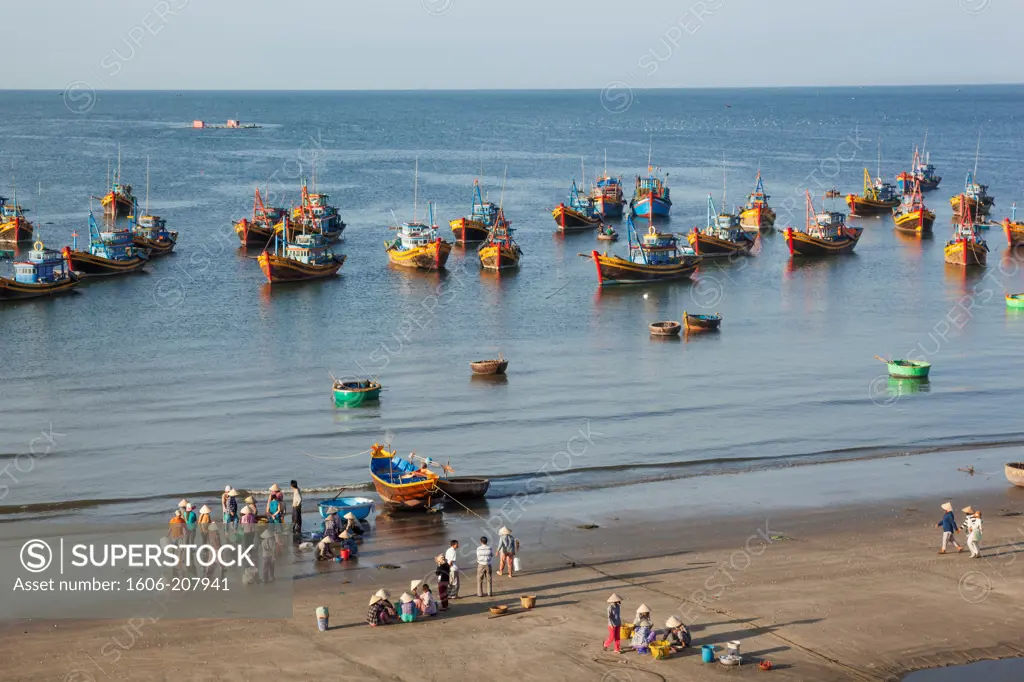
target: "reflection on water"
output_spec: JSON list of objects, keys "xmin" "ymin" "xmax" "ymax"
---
[
  {"xmin": 470, "ymin": 374, "xmax": 509, "ymax": 387},
  {"xmin": 902, "ymin": 658, "xmax": 1024, "ymax": 682},
  {"xmin": 888, "ymin": 377, "xmax": 930, "ymax": 397}
]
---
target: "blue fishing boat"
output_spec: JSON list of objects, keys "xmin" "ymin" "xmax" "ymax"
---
[
  {"xmin": 552, "ymin": 178, "xmax": 601, "ymax": 231},
  {"xmin": 688, "ymin": 195, "xmax": 757, "ymax": 258},
  {"xmin": 0, "ymin": 239, "xmax": 80, "ymax": 300},
  {"xmin": 950, "ymin": 171, "xmax": 994, "ymax": 218},
  {"xmin": 581, "ymin": 214, "xmax": 700, "ymax": 285},
  {"xmin": 896, "ymin": 146, "xmax": 941, "ymax": 194},
  {"xmin": 369, "ymin": 443, "xmax": 439, "ymax": 510},
  {"xmin": 65, "ymin": 213, "xmax": 148, "ymax": 277},
  {"xmin": 317, "ymin": 496, "xmax": 376, "ymax": 521},
  {"xmin": 285, "ymin": 181, "xmax": 346, "ymax": 242},
  {"xmin": 129, "ymin": 161, "xmax": 177, "ymax": 256},
  {"xmin": 450, "ymin": 180, "xmax": 499, "ymax": 244}
]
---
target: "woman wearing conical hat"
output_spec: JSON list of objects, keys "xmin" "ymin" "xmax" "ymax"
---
[
  {"xmin": 631, "ymin": 604, "xmax": 655, "ymax": 654},
  {"xmin": 603, "ymin": 593, "xmax": 623, "ymax": 654},
  {"xmin": 661, "ymin": 615, "xmax": 691, "ymax": 652},
  {"xmin": 936, "ymin": 502, "xmax": 962, "ymax": 554},
  {"xmin": 266, "ymin": 484, "xmax": 284, "ymax": 525},
  {"xmin": 961, "ymin": 506, "xmax": 983, "ymax": 558}
]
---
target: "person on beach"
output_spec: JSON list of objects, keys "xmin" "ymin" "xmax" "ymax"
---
[
  {"xmin": 445, "ymin": 540, "xmax": 460, "ymax": 598},
  {"xmin": 260, "ymin": 529, "xmax": 276, "ymax": 582},
  {"xmin": 244, "ymin": 496, "xmax": 258, "ymax": 521},
  {"xmin": 962, "ymin": 507, "xmax": 983, "ymax": 558},
  {"xmin": 476, "ymin": 536, "xmax": 493, "ymax": 597},
  {"xmin": 339, "ymin": 530, "xmax": 358, "ymax": 557},
  {"xmin": 399, "ymin": 593, "xmax": 417, "ymax": 623},
  {"xmin": 183, "ymin": 502, "xmax": 198, "ymax": 544},
  {"xmin": 168, "ymin": 509, "xmax": 186, "ymax": 541},
  {"xmin": 660, "ymin": 616, "xmax": 691, "ymax": 652},
  {"xmin": 221, "ymin": 486, "xmax": 232, "ymax": 523},
  {"xmin": 632, "ymin": 605, "xmax": 656, "ymax": 654},
  {"xmin": 241, "ymin": 504, "xmax": 256, "ymax": 549},
  {"xmin": 497, "ymin": 526, "xmax": 519, "ymax": 577},
  {"xmin": 367, "ymin": 590, "xmax": 396, "ymax": 626},
  {"xmin": 316, "ymin": 536, "xmax": 335, "ymax": 562},
  {"xmin": 226, "ymin": 489, "xmax": 239, "ymax": 529},
  {"xmin": 435, "ymin": 554, "xmax": 451, "ymax": 611},
  {"xmin": 290, "ymin": 480, "xmax": 303, "ymax": 537},
  {"xmin": 603, "ymin": 593, "xmax": 622, "ymax": 654},
  {"xmin": 343, "ymin": 512, "xmax": 364, "ymax": 537},
  {"xmin": 937, "ymin": 502, "xmax": 962, "ymax": 554},
  {"xmin": 198, "ymin": 505, "xmax": 212, "ymax": 543},
  {"xmin": 418, "ymin": 584, "xmax": 439, "ymax": 616},
  {"xmin": 266, "ymin": 484, "xmax": 284, "ymax": 524},
  {"xmin": 206, "ymin": 522, "xmax": 224, "ymax": 580},
  {"xmin": 324, "ymin": 509, "xmax": 341, "ymax": 543}
]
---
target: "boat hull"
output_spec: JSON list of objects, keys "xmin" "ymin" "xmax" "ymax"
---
[
  {"xmin": 65, "ymin": 250, "xmax": 148, "ymax": 276},
  {"xmin": 386, "ymin": 239, "xmax": 452, "ymax": 270},
  {"xmin": 739, "ymin": 206, "xmax": 776, "ymax": 230},
  {"xmin": 683, "ymin": 313, "xmax": 722, "ymax": 331},
  {"xmin": 943, "ymin": 239, "xmax": 987, "ymax": 267},
  {"xmin": 893, "ymin": 209, "xmax": 935, "ymax": 234},
  {"xmin": 436, "ymin": 477, "xmax": 489, "ymax": 500},
  {"xmin": 1004, "ymin": 221, "xmax": 1024, "ymax": 248},
  {"xmin": 234, "ymin": 220, "xmax": 275, "ymax": 248},
  {"xmin": 333, "ymin": 386, "xmax": 381, "ymax": 406},
  {"xmin": 951, "ymin": 194, "xmax": 993, "ymax": 217},
  {"xmin": 594, "ymin": 198, "xmax": 624, "ymax": 218},
  {"xmin": 132, "ymin": 233, "xmax": 177, "ymax": 256},
  {"xmin": 632, "ymin": 196, "xmax": 671, "ymax": 219},
  {"xmin": 450, "ymin": 218, "xmax": 490, "ymax": 244},
  {"xmin": 784, "ymin": 228, "xmax": 862, "ymax": 256},
  {"xmin": 687, "ymin": 231, "xmax": 755, "ymax": 258},
  {"xmin": 0, "ymin": 274, "xmax": 80, "ymax": 300},
  {"xmin": 101, "ymin": 194, "xmax": 133, "ymax": 219},
  {"xmin": 846, "ymin": 195, "xmax": 899, "ymax": 216},
  {"xmin": 317, "ymin": 497, "xmax": 375, "ymax": 520},
  {"xmin": 589, "ymin": 250, "xmax": 699, "ymax": 286},
  {"xmin": 0, "ymin": 219, "xmax": 33, "ymax": 245},
  {"xmin": 553, "ymin": 205, "xmax": 600, "ymax": 230},
  {"xmin": 371, "ymin": 478, "xmax": 436, "ymax": 510},
  {"xmin": 478, "ymin": 244, "xmax": 521, "ymax": 271},
  {"xmin": 258, "ymin": 252, "xmax": 345, "ymax": 283},
  {"xmin": 1006, "ymin": 294, "xmax": 1024, "ymax": 310},
  {"xmin": 886, "ymin": 361, "xmax": 931, "ymax": 379},
  {"xmin": 897, "ymin": 177, "xmax": 941, "ymax": 193}
]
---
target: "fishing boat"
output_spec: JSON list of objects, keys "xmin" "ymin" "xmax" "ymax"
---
[
  {"xmin": 892, "ymin": 178, "xmax": 935, "ymax": 234},
  {"xmin": 470, "ymin": 354, "xmax": 508, "ymax": 375},
  {"xmin": 944, "ymin": 197, "xmax": 988, "ymax": 267},
  {"xmin": 0, "ymin": 194, "xmax": 34, "ymax": 245},
  {"xmin": 1004, "ymin": 205, "xmax": 1024, "ymax": 248},
  {"xmin": 369, "ymin": 443, "xmax": 439, "ymax": 510},
  {"xmin": 688, "ymin": 194, "xmax": 757, "ymax": 258},
  {"xmin": 385, "ymin": 162, "xmax": 452, "ymax": 270},
  {"xmin": 478, "ymin": 208, "xmax": 521, "ymax": 271},
  {"xmin": 846, "ymin": 168, "xmax": 899, "ymax": 215},
  {"xmin": 950, "ymin": 172, "xmax": 995, "ymax": 217},
  {"xmin": 450, "ymin": 179, "xmax": 498, "ymax": 244},
  {"xmin": 649, "ymin": 320, "xmax": 681, "ymax": 336},
  {"xmin": 234, "ymin": 189, "xmax": 286, "ymax": 248},
  {"xmin": 895, "ymin": 145, "xmax": 941, "ymax": 194},
  {"xmin": 1006, "ymin": 293, "xmax": 1024, "ymax": 309},
  {"xmin": 64, "ymin": 213, "xmax": 149, "ymax": 276},
  {"xmin": 332, "ymin": 379, "xmax": 382, "ymax": 406},
  {"xmin": 631, "ymin": 143, "xmax": 672, "ymax": 219},
  {"xmin": 258, "ymin": 222, "xmax": 346, "ymax": 283},
  {"xmin": 580, "ymin": 215, "xmax": 701, "ymax": 286},
  {"xmin": 597, "ymin": 224, "xmax": 618, "ymax": 241},
  {"xmin": 99, "ymin": 149, "xmax": 135, "ymax": 219},
  {"xmin": 553, "ymin": 179, "xmax": 601, "ymax": 231},
  {"xmin": 0, "ymin": 240, "xmax": 79, "ymax": 300},
  {"xmin": 129, "ymin": 158, "xmax": 178, "ymax": 256},
  {"xmin": 282, "ymin": 181, "xmax": 345, "ymax": 242},
  {"xmin": 592, "ymin": 155, "xmax": 626, "ymax": 219},
  {"xmin": 876, "ymin": 356, "xmax": 931, "ymax": 379},
  {"xmin": 785, "ymin": 191, "xmax": 863, "ymax": 256},
  {"xmin": 824, "ymin": 188, "xmax": 841, "ymax": 199},
  {"xmin": 683, "ymin": 311, "xmax": 722, "ymax": 331},
  {"xmin": 435, "ymin": 477, "xmax": 489, "ymax": 500},
  {"xmin": 317, "ymin": 496, "xmax": 375, "ymax": 520},
  {"xmin": 739, "ymin": 171, "xmax": 776, "ymax": 231}
]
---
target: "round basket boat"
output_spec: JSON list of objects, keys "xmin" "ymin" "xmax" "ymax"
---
[
  {"xmin": 489, "ymin": 605, "xmax": 508, "ymax": 615},
  {"xmin": 1006, "ymin": 293, "xmax": 1024, "ymax": 309},
  {"xmin": 1005, "ymin": 462, "xmax": 1024, "ymax": 487},
  {"xmin": 886, "ymin": 359, "xmax": 930, "ymax": 379},
  {"xmin": 470, "ymin": 358, "xmax": 509, "ymax": 375},
  {"xmin": 649, "ymin": 321, "xmax": 681, "ymax": 336}
]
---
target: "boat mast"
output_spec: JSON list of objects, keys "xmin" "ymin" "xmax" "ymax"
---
[
  {"xmin": 145, "ymin": 155, "xmax": 150, "ymax": 215},
  {"xmin": 876, "ymin": 138, "xmax": 881, "ymax": 181},
  {"xmin": 116, "ymin": 143, "xmax": 121, "ymax": 186},
  {"xmin": 580, "ymin": 157, "xmax": 586, "ymax": 197},
  {"xmin": 922, "ymin": 128, "xmax": 929, "ymax": 163},
  {"xmin": 973, "ymin": 131, "xmax": 981, "ymax": 181},
  {"xmin": 499, "ymin": 165, "xmax": 508, "ymax": 210},
  {"xmin": 412, "ymin": 158, "xmax": 419, "ymax": 223},
  {"xmin": 722, "ymin": 152, "xmax": 727, "ymax": 211}
]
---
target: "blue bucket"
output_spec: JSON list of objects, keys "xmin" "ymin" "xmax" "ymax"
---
[{"xmin": 701, "ymin": 644, "xmax": 715, "ymax": 663}]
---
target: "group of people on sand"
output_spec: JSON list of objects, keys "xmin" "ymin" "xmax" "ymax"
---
[
  {"xmin": 315, "ymin": 509, "xmax": 363, "ymax": 561},
  {"xmin": 937, "ymin": 501, "xmax": 984, "ymax": 558},
  {"xmin": 217, "ymin": 481, "xmax": 302, "ymax": 533},
  {"xmin": 367, "ymin": 581, "xmax": 441, "ymax": 626},
  {"xmin": 604, "ymin": 593, "xmax": 691, "ymax": 655}
]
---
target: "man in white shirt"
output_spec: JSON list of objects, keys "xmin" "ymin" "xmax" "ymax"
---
[
  {"xmin": 444, "ymin": 540, "xmax": 460, "ymax": 598},
  {"xmin": 475, "ymin": 536, "xmax": 493, "ymax": 597},
  {"xmin": 290, "ymin": 480, "xmax": 302, "ymax": 537}
]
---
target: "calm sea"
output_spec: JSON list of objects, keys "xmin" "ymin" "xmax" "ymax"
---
[{"xmin": 2, "ymin": 86, "xmax": 1023, "ymax": 521}]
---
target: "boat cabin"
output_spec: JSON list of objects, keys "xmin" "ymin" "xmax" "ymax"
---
[
  {"xmin": 810, "ymin": 211, "xmax": 848, "ymax": 239},
  {"xmin": 285, "ymin": 233, "xmax": 335, "ymax": 265},
  {"xmin": 13, "ymin": 243, "xmax": 67, "ymax": 284}
]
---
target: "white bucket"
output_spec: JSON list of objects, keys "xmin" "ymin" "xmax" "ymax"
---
[
  {"xmin": 513, "ymin": 557, "xmax": 522, "ymax": 572},
  {"xmin": 727, "ymin": 640, "xmax": 741, "ymax": 656}
]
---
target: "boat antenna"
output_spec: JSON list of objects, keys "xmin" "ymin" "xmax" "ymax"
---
[
  {"xmin": 604, "ymin": 148, "xmax": 608, "ymax": 178},
  {"xmin": 647, "ymin": 137, "xmax": 653, "ymax": 173},
  {"xmin": 499, "ymin": 165, "xmax": 508, "ymax": 210},
  {"xmin": 145, "ymin": 155, "xmax": 150, "ymax": 215},
  {"xmin": 973, "ymin": 130, "xmax": 981, "ymax": 180},
  {"xmin": 116, "ymin": 143, "xmax": 121, "ymax": 185},
  {"xmin": 722, "ymin": 152, "xmax": 727, "ymax": 210},
  {"xmin": 412, "ymin": 157, "xmax": 419, "ymax": 223},
  {"xmin": 876, "ymin": 137, "xmax": 881, "ymax": 180},
  {"xmin": 389, "ymin": 208, "xmax": 400, "ymax": 229},
  {"xmin": 106, "ymin": 158, "xmax": 111, "ymax": 192},
  {"xmin": 580, "ymin": 157, "xmax": 586, "ymax": 195},
  {"xmin": 922, "ymin": 128, "xmax": 929, "ymax": 160}
]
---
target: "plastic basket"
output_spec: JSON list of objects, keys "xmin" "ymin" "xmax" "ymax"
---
[
  {"xmin": 650, "ymin": 641, "xmax": 671, "ymax": 660},
  {"xmin": 619, "ymin": 623, "xmax": 634, "ymax": 640}
]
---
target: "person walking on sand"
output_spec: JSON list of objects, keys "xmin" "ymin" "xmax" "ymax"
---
[
  {"xmin": 497, "ymin": 526, "xmax": 519, "ymax": 578},
  {"xmin": 962, "ymin": 506, "xmax": 983, "ymax": 558},
  {"xmin": 937, "ymin": 502, "xmax": 963, "ymax": 554},
  {"xmin": 476, "ymin": 536, "xmax": 493, "ymax": 597},
  {"xmin": 603, "ymin": 593, "xmax": 622, "ymax": 654},
  {"xmin": 290, "ymin": 480, "xmax": 303, "ymax": 537},
  {"xmin": 435, "ymin": 554, "xmax": 451, "ymax": 611},
  {"xmin": 445, "ymin": 540, "xmax": 460, "ymax": 598}
]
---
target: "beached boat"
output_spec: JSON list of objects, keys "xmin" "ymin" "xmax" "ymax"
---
[
  {"xmin": 1003, "ymin": 204, "xmax": 1024, "ymax": 247},
  {"xmin": 950, "ymin": 172, "xmax": 995, "ymax": 218},
  {"xmin": 478, "ymin": 208, "xmax": 521, "ymax": 271},
  {"xmin": 877, "ymin": 356, "xmax": 931, "ymax": 379},
  {"xmin": 317, "ymin": 496, "xmax": 375, "ymax": 520},
  {"xmin": 65, "ymin": 213, "xmax": 149, "ymax": 276},
  {"xmin": 450, "ymin": 180, "xmax": 499, "ymax": 244},
  {"xmin": 649, "ymin": 320, "xmax": 681, "ymax": 336},
  {"xmin": 683, "ymin": 311, "xmax": 722, "ymax": 331},
  {"xmin": 435, "ymin": 477, "xmax": 489, "ymax": 500},
  {"xmin": 282, "ymin": 182, "xmax": 345, "ymax": 242},
  {"xmin": 944, "ymin": 197, "xmax": 988, "ymax": 267},
  {"xmin": 553, "ymin": 179, "xmax": 601, "ymax": 231},
  {"xmin": 234, "ymin": 189, "xmax": 285, "ymax": 248},
  {"xmin": 1004, "ymin": 462, "xmax": 1024, "ymax": 487},
  {"xmin": 386, "ymin": 163, "xmax": 452, "ymax": 270},
  {"xmin": 369, "ymin": 443, "xmax": 439, "ymax": 510},
  {"xmin": 892, "ymin": 178, "xmax": 935, "ymax": 234},
  {"xmin": 259, "ymin": 227, "xmax": 345, "ymax": 283},
  {"xmin": 581, "ymin": 215, "xmax": 701, "ymax": 286},
  {"xmin": 739, "ymin": 171, "xmax": 776, "ymax": 231},
  {"xmin": 470, "ymin": 354, "xmax": 508, "ymax": 375},
  {"xmin": 0, "ymin": 240, "xmax": 80, "ymax": 301},
  {"xmin": 332, "ymin": 379, "xmax": 381, "ymax": 406},
  {"xmin": 785, "ymin": 191, "xmax": 863, "ymax": 256},
  {"xmin": 1007, "ymin": 293, "xmax": 1024, "ymax": 309},
  {"xmin": 688, "ymin": 195, "xmax": 757, "ymax": 258},
  {"xmin": 846, "ymin": 168, "xmax": 899, "ymax": 215},
  {"xmin": 597, "ymin": 224, "xmax": 618, "ymax": 241},
  {"xmin": 129, "ymin": 158, "xmax": 177, "ymax": 256},
  {"xmin": 0, "ymin": 195, "xmax": 34, "ymax": 246},
  {"xmin": 895, "ymin": 144, "xmax": 941, "ymax": 194}
]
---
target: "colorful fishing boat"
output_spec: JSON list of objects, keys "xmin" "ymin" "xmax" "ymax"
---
[
  {"xmin": 332, "ymin": 379, "xmax": 382, "ymax": 406},
  {"xmin": 281, "ymin": 182, "xmax": 345, "ymax": 242},
  {"xmin": 1006, "ymin": 293, "xmax": 1024, "ymax": 309},
  {"xmin": 846, "ymin": 168, "xmax": 899, "ymax": 215},
  {"xmin": 478, "ymin": 208, "xmax": 521, "ymax": 271},
  {"xmin": 944, "ymin": 197, "xmax": 988, "ymax": 267},
  {"xmin": 892, "ymin": 178, "xmax": 935, "ymax": 234},
  {"xmin": 0, "ymin": 240, "xmax": 79, "ymax": 301},
  {"xmin": 1003, "ymin": 204, "xmax": 1024, "ymax": 248},
  {"xmin": 99, "ymin": 149, "xmax": 135, "ymax": 219},
  {"xmin": 64, "ymin": 213, "xmax": 149, "ymax": 276},
  {"xmin": 597, "ymin": 224, "xmax": 618, "ymax": 241},
  {"xmin": 895, "ymin": 145, "xmax": 941, "ymax": 194},
  {"xmin": 317, "ymin": 496, "xmax": 375, "ymax": 520},
  {"xmin": 950, "ymin": 171, "xmax": 995, "ymax": 217},
  {"xmin": 234, "ymin": 189, "xmax": 285, "ymax": 248},
  {"xmin": 683, "ymin": 311, "xmax": 722, "ymax": 331},
  {"xmin": 739, "ymin": 171, "xmax": 776, "ymax": 231},
  {"xmin": 631, "ymin": 169, "xmax": 672, "ymax": 219},
  {"xmin": 580, "ymin": 215, "xmax": 701, "ymax": 286},
  {"xmin": 591, "ymin": 172, "xmax": 625, "ymax": 218},
  {"xmin": 553, "ymin": 179, "xmax": 601, "ymax": 231},
  {"xmin": 785, "ymin": 191, "xmax": 863, "ymax": 256},
  {"xmin": 385, "ymin": 162, "xmax": 452, "ymax": 270},
  {"xmin": 450, "ymin": 179, "xmax": 498, "ymax": 244},
  {"xmin": 129, "ymin": 158, "xmax": 177, "ymax": 256},
  {"xmin": 0, "ymin": 194, "xmax": 34, "ymax": 246},
  {"xmin": 258, "ymin": 224, "xmax": 346, "ymax": 283},
  {"xmin": 688, "ymin": 195, "xmax": 757, "ymax": 258},
  {"xmin": 369, "ymin": 443, "xmax": 439, "ymax": 510}
]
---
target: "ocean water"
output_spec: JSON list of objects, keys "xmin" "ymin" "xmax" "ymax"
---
[{"xmin": 2, "ymin": 86, "xmax": 1024, "ymax": 521}]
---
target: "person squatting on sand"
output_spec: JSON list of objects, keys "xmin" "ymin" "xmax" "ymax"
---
[
  {"xmin": 367, "ymin": 589, "xmax": 396, "ymax": 626},
  {"xmin": 399, "ymin": 592, "xmax": 417, "ymax": 623},
  {"xmin": 937, "ymin": 502, "xmax": 962, "ymax": 554},
  {"xmin": 660, "ymin": 616, "xmax": 691, "ymax": 652}
]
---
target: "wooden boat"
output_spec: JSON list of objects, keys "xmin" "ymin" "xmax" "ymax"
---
[
  {"xmin": 450, "ymin": 179, "xmax": 498, "ymax": 244},
  {"xmin": 876, "ymin": 356, "xmax": 930, "ymax": 379},
  {"xmin": 470, "ymin": 354, "xmax": 508, "ymax": 375},
  {"xmin": 896, "ymin": 143, "xmax": 941, "ymax": 193},
  {"xmin": 581, "ymin": 215, "xmax": 701, "ymax": 286},
  {"xmin": 846, "ymin": 168, "xmax": 899, "ymax": 215},
  {"xmin": 591, "ymin": 171, "xmax": 625, "ymax": 218},
  {"xmin": 1004, "ymin": 462, "xmax": 1024, "ymax": 488},
  {"xmin": 435, "ymin": 477, "xmax": 490, "ymax": 500},
  {"xmin": 1006, "ymin": 293, "xmax": 1024, "ymax": 309},
  {"xmin": 683, "ymin": 311, "xmax": 722, "ymax": 331},
  {"xmin": 99, "ymin": 149, "xmax": 135, "ymax": 219},
  {"xmin": 950, "ymin": 172, "xmax": 995, "ymax": 217},
  {"xmin": 597, "ymin": 224, "xmax": 618, "ymax": 241},
  {"xmin": 824, "ymin": 188, "xmax": 841, "ymax": 199},
  {"xmin": 0, "ymin": 194, "xmax": 34, "ymax": 245},
  {"xmin": 281, "ymin": 181, "xmax": 345, "ymax": 242},
  {"xmin": 0, "ymin": 240, "xmax": 80, "ymax": 301},
  {"xmin": 688, "ymin": 194, "xmax": 757, "ymax": 258},
  {"xmin": 129, "ymin": 158, "xmax": 177, "ymax": 255},
  {"xmin": 369, "ymin": 443, "xmax": 438, "ymax": 510},
  {"xmin": 649, "ymin": 320, "xmax": 681, "ymax": 336},
  {"xmin": 317, "ymin": 496, "xmax": 376, "ymax": 520},
  {"xmin": 385, "ymin": 163, "xmax": 452, "ymax": 270},
  {"xmin": 65, "ymin": 213, "xmax": 148, "ymax": 276},
  {"xmin": 944, "ymin": 198, "xmax": 988, "ymax": 267},
  {"xmin": 739, "ymin": 171, "xmax": 776, "ymax": 231},
  {"xmin": 234, "ymin": 189, "xmax": 285, "ymax": 248},
  {"xmin": 553, "ymin": 179, "xmax": 601, "ymax": 231},
  {"xmin": 630, "ymin": 144, "xmax": 672, "ymax": 218},
  {"xmin": 1003, "ymin": 204, "xmax": 1024, "ymax": 247},
  {"xmin": 332, "ymin": 379, "xmax": 382, "ymax": 406},
  {"xmin": 259, "ymin": 227, "xmax": 345, "ymax": 283},
  {"xmin": 785, "ymin": 191, "xmax": 863, "ymax": 256},
  {"xmin": 478, "ymin": 208, "xmax": 521, "ymax": 271},
  {"xmin": 892, "ymin": 178, "xmax": 935, "ymax": 234}
]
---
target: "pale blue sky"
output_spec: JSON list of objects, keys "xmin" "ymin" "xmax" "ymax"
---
[{"xmin": 9, "ymin": 0, "xmax": 1022, "ymax": 90}]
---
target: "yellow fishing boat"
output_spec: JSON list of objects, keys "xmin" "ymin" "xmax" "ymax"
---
[
  {"xmin": 846, "ymin": 168, "xmax": 899, "ymax": 215},
  {"xmin": 1004, "ymin": 204, "xmax": 1024, "ymax": 248},
  {"xmin": 477, "ymin": 208, "xmax": 521, "ymax": 271},
  {"xmin": 384, "ymin": 161, "xmax": 452, "ymax": 271},
  {"xmin": 0, "ymin": 195, "xmax": 33, "ymax": 245},
  {"xmin": 944, "ymin": 197, "xmax": 988, "ymax": 267},
  {"xmin": 892, "ymin": 179, "xmax": 935, "ymax": 234},
  {"xmin": 738, "ymin": 171, "xmax": 776, "ymax": 231}
]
